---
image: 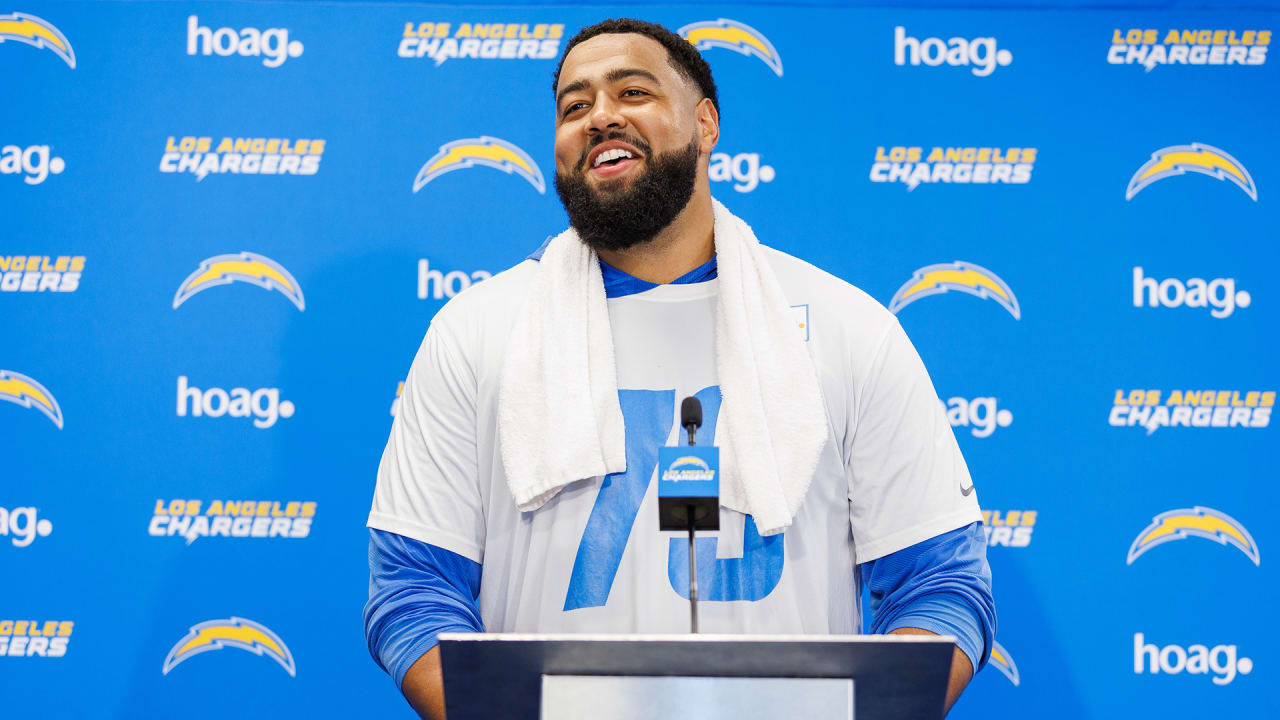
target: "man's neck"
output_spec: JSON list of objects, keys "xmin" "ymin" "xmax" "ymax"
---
[{"xmin": 594, "ymin": 191, "xmax": 714, "ymax": 284}]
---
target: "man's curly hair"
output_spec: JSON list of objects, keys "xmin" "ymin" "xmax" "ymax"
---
[{"xmin": 552, "ymin": 18, "xmax": 720, "ymax": 116}]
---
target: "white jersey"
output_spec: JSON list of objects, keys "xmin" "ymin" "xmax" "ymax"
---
[{"xmin": 368, "ymin": 246, "xmax": 980, "ymax": 634}]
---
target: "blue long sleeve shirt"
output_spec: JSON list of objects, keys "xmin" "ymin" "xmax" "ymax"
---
[{"xmin": 364, "ymin": 520, "xmax": 995, "ymax": 684}]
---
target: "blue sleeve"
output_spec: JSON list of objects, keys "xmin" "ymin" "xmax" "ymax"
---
[
  {"xmin": 859, "ymin": 521, "xmax": 996, "ymax": 672},
  {"xmin": 363, "ymin": 528, "xmax": 485, "ymax": 688}
]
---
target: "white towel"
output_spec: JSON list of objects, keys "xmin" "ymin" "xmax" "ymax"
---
[{"xmin": 498, "ymin": 199, "xmax": 827, "ymax": 535}]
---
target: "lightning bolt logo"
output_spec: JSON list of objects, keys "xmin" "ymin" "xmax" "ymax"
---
[
  {"xmin": 162, "ymin": 617, "xmax": 296, "ymax": 677},
  {"xmin": 173, "ymin": 251, "xmax": 305, "ymax": 311},
  {"xmin": 679, "ymin": 18, "xmax": 783, "ymax": 77},
  {"xmin": 888, "ymin": 260, "xmax": 1020, "ymax": 319},
  {"xmin": 0, "ymin": 12, "xmax": 74, "ymax": 68},
  {"xmin": 413, "ymin": 136, "xmax": 545, "ymax": 194},
  {"xmin": 0, "ymin": 369, "xmax": 63, "ymax": 429},
  {"xmin": 989, "ymin": 641, "xmax": 1020, "ymax": 686},
  {"xmin": 670, "ymin": 456, "xmax": 710, "ymax": 471},
  {"xmin": 1126, "ymin": 143, "xmax": 1257, "ymax": 201},
  {"xmin": 1127, "ymin": 506, "xmax": 1260, "ymax": 566}
]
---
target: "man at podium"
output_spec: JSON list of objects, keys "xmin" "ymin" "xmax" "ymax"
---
[{"xmin": 364, "ymin": 18, "xmax": 995, "ymax": 720}]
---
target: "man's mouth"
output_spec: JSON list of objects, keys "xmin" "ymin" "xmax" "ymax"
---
[
  {"xmin": 586, "ymin": 141, "xmax": 645, "ymax": 179},
  {"xmin": 593, "ymin": 148, "xmax": 635, "ymax": 167},
  {"xmin": 591, "ymin": 149, "xmax": 639, "ymax": 178}
]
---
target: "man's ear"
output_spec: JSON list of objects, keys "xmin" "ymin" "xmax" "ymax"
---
[{"xmin": 696, "ymin": 97, "xmax": 720, "ymax": 155}]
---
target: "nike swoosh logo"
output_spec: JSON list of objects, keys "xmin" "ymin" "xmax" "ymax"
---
[{"xmin": 960, "ymin": 483, "xmax": 975, "ymax": 497}]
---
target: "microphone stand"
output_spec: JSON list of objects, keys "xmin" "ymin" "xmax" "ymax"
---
[
  {"xmin": 685, "ymin": 421, "xmax": 699, "ymax": 634},
  {"xmin": 688, "ymin": 509, "xmax": 699, "ymax": 634}
]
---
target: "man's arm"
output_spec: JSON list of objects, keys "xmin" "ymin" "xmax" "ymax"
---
[
  {"xmin": 363, "ymin": 529, "xmax": 484, "ymax": 720},
  {"xmin": 401, "ymin": 646, "xmax": 446, "ymax": 720},
  {"xmin": 366, "ymin": 310, "xmax": 490, "ymax": 717},
  {"xmin": 889, "ymin": 627, "xmax": 973, "ymax": 713},
  {"xmin": 860, "ymin": 521, "xmax": 995, "ymax": 716}
]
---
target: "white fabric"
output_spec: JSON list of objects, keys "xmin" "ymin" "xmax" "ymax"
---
[
  {"xmin": 495, "ymin": 223, "xmax": 626, "ymax": 512},
  {"xmin": 498, "ymin": 200, "xmax": 827, "ymax": 536},
  {"xmin": 368, "ymin": 244, "xmax": 981, "ymax": 636}
]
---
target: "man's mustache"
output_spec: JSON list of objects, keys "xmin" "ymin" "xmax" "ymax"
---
[{"xmin": 576, "ymin": 132, "xmax": 652, "ymax": 172}]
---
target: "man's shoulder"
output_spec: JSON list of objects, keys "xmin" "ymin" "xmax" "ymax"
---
[
  {"xmin": 418, "ymin": 259, "xmax": 539, "ymax": 374},
  {"xmin": 431, "ymin": 258, "xmax": 538, "ymax": 332},
  {"xmin": 760, "ymin": 245, "xmax": 897, "ymax": 343}
]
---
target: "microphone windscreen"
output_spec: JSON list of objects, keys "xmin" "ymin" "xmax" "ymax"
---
[{"xmin": 680, "ymin": 396, "xmax": 703, "ymax": 430}]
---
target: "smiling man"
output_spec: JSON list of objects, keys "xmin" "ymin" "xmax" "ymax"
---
[
  {"xmin": 550, "ymin": 29, "xmax": 715, "ymax": 276},
  {"xmin": 364, "ymin": 18, "xmax": 995, "ymax": 720}
]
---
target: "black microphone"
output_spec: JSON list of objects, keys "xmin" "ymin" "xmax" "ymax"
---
[{"xmin": 681, "ymin": 396, "xmax": 702, "ymax": 446}]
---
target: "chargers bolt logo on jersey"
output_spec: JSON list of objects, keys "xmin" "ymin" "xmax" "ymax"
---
[
  {"xmin": 792, "ymin": 304, "xmax": 809, "ymax": 341},
  {"xmin": 1133, "ymin": 267, "xmax": 1249, "ymax": 318},
  {"xmin": 1110, "ymin": 389, "xmax": 1273, "ymax": 433},
  {"xmin": 1126, "ymin": 143, "xmax": 1256, "ymax": 201},
  {"xmin": 1, "ymin": 255, "xmax": 83, "ymax": 292},
  {"xmin": 160, "ymin": 136, "xmax": 324, "ymax": 180},
  {"xmin": 413, "ymin": 136, "xmax": 545, "ymax": 194},
  {"xmin": 0, "ymin": 12, "xmax": 74, "ymax": 67},
  {"xmin": 1, "ymin": 144, "xmax": 65, "ymax": 185},
  {"xmin": 889, "ymin": 261, "xmax": 1020, "ymax": 319},
  {"xmin": 1109, "ymin": 29, "xmax": 1269, "ymax": 70},
  {"xmin": 1127, "ymin": 506, "xmax": 1259, "ymax": 566},
  {"xmin": 162, "ymin": 617, "xmax": 295, "ymax": 676},
  {"xmin": 679, "ymin": 18, "xmax": 782, "ymax": 76},
  {"xmin": 1135, "ymin": 633, "xmax": 1252, "ymax": 685},
  {"xmin": 0, "ymin": 620, "xmax": 73, "ymax": 658},
  {"xmin": 871, "ymin": 146, "xmax": 1035, "ymax": 189},
  {"xmin": 173, "ymin": 251, "xmax": 305, "ymax": 311},
  {"xmin": 186, "ymin": 16, "xmax": 302, "ymax": 67},
  {"xmin": 894, "ymin": 26, "xmax": 1012, "ymax": 76},
  {"xmin": 398, "ymin": 21, "xmax": 563, "ymax": 65},
  {"xmin": 0, "ymin": 369, "xmax": 63, "ymax": 429},
  {"xmin": 989, "ymin": 641, "xmax": 1020, "ymax": 686}
]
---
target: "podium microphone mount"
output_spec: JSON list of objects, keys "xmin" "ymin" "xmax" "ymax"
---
[{"xmin": 680, "ymin": 396, "xmax": 702, "ymax": 633}]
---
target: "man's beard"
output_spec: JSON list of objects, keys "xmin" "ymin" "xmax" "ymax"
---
[{"xmin": 554, "ymin": 133, "xmax": 700, "ymax": 254}]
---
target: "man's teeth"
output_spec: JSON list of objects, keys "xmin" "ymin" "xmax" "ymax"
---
[{"xmin": 593, "ymin": 148, "xmax": 636, "ymax": 168}]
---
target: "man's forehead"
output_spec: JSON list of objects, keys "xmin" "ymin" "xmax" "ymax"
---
[{"xmin": 558, "ymin": 33, "xmax": 682, "ymax": 90}]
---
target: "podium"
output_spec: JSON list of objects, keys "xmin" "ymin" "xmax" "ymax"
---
[{"xmin": 439, "ymin": 633, "xmax": 955, "ymax": 720}]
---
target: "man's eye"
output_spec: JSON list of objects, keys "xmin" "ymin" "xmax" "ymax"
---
[
  {"xmin": 563, "ymin": 102, "xmax": 588, "ymax": 117},
  {"xmin": 622, "ymin": 89, "xmax": 648, "ymax": 97}
]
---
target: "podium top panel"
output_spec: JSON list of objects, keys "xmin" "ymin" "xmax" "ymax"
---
[{"xmin": 439, "ymin": 633, "xmax": 955, "ymax": 720}]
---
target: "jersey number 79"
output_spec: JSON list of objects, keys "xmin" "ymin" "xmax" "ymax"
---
[{"xmin": 564, "ymin": 386, "xmax": 785, "ymax": 611}]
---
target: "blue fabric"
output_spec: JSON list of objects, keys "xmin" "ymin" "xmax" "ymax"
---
[
  {"xmin": 860, "ymin": 521, "xmax": 996, "ymax": 672},
  {"xmin": 600, "ymin": 255, "xmax": 718, "ymax": 298},
  {"xmin": 526, "ymin": 238, "xmax": 718, "ymax": 299},
  {"xmin": 363, "ymin": 529, "xmax": 484, "ymax": 689},
  {"xmin": 527, "ymin": 235, "xmax": 553, "ymax": 261}
]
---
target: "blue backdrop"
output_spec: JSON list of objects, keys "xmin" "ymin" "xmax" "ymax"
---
[{"xmin": 4, "ymin": 0, "xmax": 1276, "ymax": 716}]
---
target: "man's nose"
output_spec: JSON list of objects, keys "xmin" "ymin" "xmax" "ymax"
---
[{"xmin": 587, "ymin": 92, "xmax": 625, "ymax": 134}]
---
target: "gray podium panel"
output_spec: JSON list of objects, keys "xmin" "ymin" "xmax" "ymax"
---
[
  {"xmin": 439, "ymin": 633, "xmax": 954, "ymax": 720},
  {"xmin": 541, "ymin": 675, "xmax": 853, "ymax": 720}
]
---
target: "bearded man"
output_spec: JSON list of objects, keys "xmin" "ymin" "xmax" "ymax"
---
[{"xmin": 364, "ymin": 18, "xmax": 995, "ymax": 720}]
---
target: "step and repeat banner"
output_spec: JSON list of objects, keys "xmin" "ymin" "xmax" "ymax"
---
[{"xmin": 4, "ymin": 0, "xmax": 1275, "ymax": 716}]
